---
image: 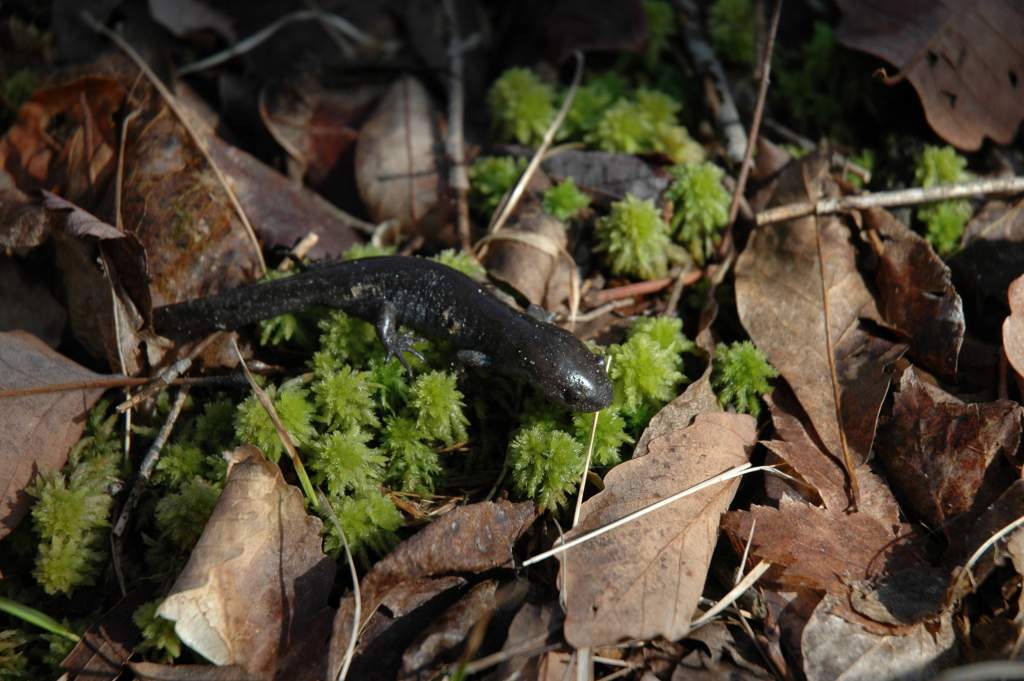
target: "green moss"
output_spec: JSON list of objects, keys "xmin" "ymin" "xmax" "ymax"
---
[
  {"xmin": 542, "ymin": 178, "xmax": 591, "ymax": 221},
  {"xmin": 27, "ymin": 402, "xmax": 120, "ymax": 596},
  {"xmin": 313, "ymin": 365, "xmax": 379, "ymax": 431},
  {"xmin": 572, "ymin": 408, "xmax": 632, "ymax": 467},
  {"xmin": 432, "ymin": 249, "xmax": 486, "ymax": 281},
  {"xmin": 133, "ymin": 601, "xmax": 181, "ymax": 662},
  {"xmin": 1, "ymin": 69, "xmax": 36, "ymax": 113},
  {"xmin": 343, "ymin": 243, "xmax": 397, "ymax": 261},
  {"xmin": 0, "ymin": 630, "xmax": 29, "ymax": 678},
  {"xmin": 591, "ymin": 100, "xmax": 650, "ymax": 155},
  {"xmin": 589, "ymin": 92, "xmax": 701, "ymax": 164},
  {"xmin": 311, "ymin": 426, "xmax": 386, "ymax": 497},
  {"xmin": 412, "ymin": 371, "xmax": 469, "ymax": 446},
  {"xmin": 595, "ymin": 195, "xmax": 676, "ymax": 280},
  {"xmin": 562, "ymin": 73, "xmax": 629, "ymax": 140},
  {"xmin": 469, "ymin": 156, "xmax": 527, "ymax": 216},
  {"xmin": 153, "ymin": 478, "xmax": 221, "ymax": 551},
  {"xmin": 326, "ymin": 489, "xmax": 403, "ymax": 557},
  {"xmin": 312, "ymin": 311, "xmax": 382, "ymax": 373},
  {"xmin": 665, "ymin": 162, "xmax": 731, "ymax": 263},
  {"xmin": 914, "ymin": 145, "xmax": 972, "ymax": 255},
  {"xmin": 709, "ymin": 0, "xmax": 756, "ymax": 66},
  {"xmin": 487, "ymin": 68, "xmax": 557, "ymax": 145},
  {"xmin": 609, "ymin": 334, "xmax": 685, "ymax": 420},
  {"xmin": 508, "ymin": 422, "xmax": 584, "ymax": 511},
  {"xmin": 711, "ymin": 341, "xmax": 778, "ymax": 418},
  {"xmin": 234, "ymin": 386, "xmax": 316, "ymax": 462},
  {"xmin": 629, "ymin": 316, "xmax": 694, "ymax": 355},
  {"xmin": 383, "ymin": 416, "xmax": 441, "ymax": 495}
]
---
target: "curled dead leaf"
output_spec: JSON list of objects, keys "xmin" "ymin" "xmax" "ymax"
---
[{"xmin": 1003, "ymin": 273, "xmax": 1024, "ymax": 388}]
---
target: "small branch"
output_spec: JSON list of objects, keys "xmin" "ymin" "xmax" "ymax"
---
[
  {"xmin": 688, "ymin": 560, "xmax": 770, "ymax": 632},
  {"xmin": 675, "ymin": 0, "xmax": 746, "ymax": 163},
  {"xmin": 443, "ymin": 0, "xmax": 472, "ymax": 252},
  {"xmin": 116, "ymin": 331, "xmax": 225, "ymax": 412},
  {"xmin": 757, "ymin": 176, "xmax": 1024, "ymax": 225},
  {"xmin": 586, "ymin": 276, "xmax": 677, "ymax": 306},
  {"xmin": 113, "ymin": 388, "xmax": 190, "ymax": 540},
  {"xmin": 957, "ymin": 512, "xmax": 1024, "ymax": 591}
]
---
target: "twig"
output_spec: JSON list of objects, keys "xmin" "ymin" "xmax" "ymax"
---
[
  {"xmin": 726, "ymin": 0, "xmax": 783, "ymax": 229},
  {"xmin": 524, "ymin": 463, "xmax": 767, "ymax": 566},
  {"xmin": 664, "ymin": 267, "xmax": 705, "ymax": 316},
  {"xmin": 675, "ymin": 0, "xmax": 746, "ymax": 163},
  {"xmin": 81, "ymin": 11, "xmax": 267, "ymax": 276},
  {"xmin": 176, "ymin": 9, "xmax": 391, "ymax": 76},
  {"xmin": 757, "ymin": 176, "xmax": 1024, "ymax": 225},
  {"xmin": 688, "ymin": 560, "xmax": 770, "ymax": 632},
  {"xmin": 568, "ymin": 299, "xmax": 634, "ymax": 324},
  {"xmin": 572, "ymin": 356, "xmax": 613, "ymax": 528},
  {"xmin": 0, "ymin": 372, "xmax": 252, "ymax": 400},
  {"xmin": 443, "ymin": 0, "xmax": 472, "ymax": 252},
  {"xmin": 957, "ymin": 513, "xmax": 1024, "ymax": 590},
  {"xmin": 815, "ymin": 212, "xmax": 859, "ymax": 508},
  {"xmin": 112, "ymin": 388, "xmax": 190, "ymax": 540},
  {"xmin": 586, "ymin": 276, "xmax": 677, "ymax": 306},
  {"xmin": 116, "ymin": 332, "xmax": 225, "ymax": 412},
  {"xmin": 318, "ymin": 493, "xmax": 360, "ymax": 681},
  {"xmin": 456, "ymin": 634, "xmax": 559, "ymax": 675}
]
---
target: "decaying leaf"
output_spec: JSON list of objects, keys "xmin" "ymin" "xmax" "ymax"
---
[
  {"xmin": 633, "ymin": 365, "xmax": 719, "ymax": 459},
  {"xmin": 561, "ymin": 412, "xmax": 756, "ymax": 647},
  {"xmin": 1003, "ymin": 273, "xmax": 1024, "ymax": 387},
  {"xmin": 490, "ymin": 601, "xmax": 563, "ymax": 680},
  {"xmin": 866, "ymin": 207, "xmax": 964, "ymax": 378},
  {"xmin": 400, "ymin": 580, "xmax": 498, "ymax": 675},
  {"xmin": 837, "ymin": 1, "xmax": 1024, "ymax": 150},
  {"xmin": 0, "ymin": 257, "xmax": 66, "ymax": 347},
  {"xmin": 542, "ymin": 150, "xmax": 668, "ymax": 203},
  {"xmin": 158, "ymin": 446, "xmax": 335, "ymax": 676},
  {"xmin": 877, "ymin": 367, "xmax": 1021, "ymax": 528},
  {"xmin": 0, "ymin": 330, "xmax": 105, "ymax": 540},
  {"xmin": 327, "ymin": 500, "xmax": 537, "ymax": 678},
  {"xmin": 801, "ymin": 595, "xmax": 957, "ymax": 681},
  {"xmin": 946, "ymin": 479, "xmax": 1024, "ymax": 587},
  {"xmin": 355, "ymin": 76, "xmax": 446, "ymax": 238},
  {"xmin": 60, "ymin": 591, "xmax": 146, "ymax": 681},
  {"xmin": 951, "ymin": 198, "xmax": 1024, "ymax": 338},
  {"xmin": 0, "ymin": 172, "xmax": 49, "ymax": 248},
  {"xmin": 735, "ymin": 154, "xmax": 906, "ymax": 474}
]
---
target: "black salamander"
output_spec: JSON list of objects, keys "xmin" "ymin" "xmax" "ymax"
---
[{"xmin": 152, "ymin": 256, "xmax": 613, "ymax": 412}]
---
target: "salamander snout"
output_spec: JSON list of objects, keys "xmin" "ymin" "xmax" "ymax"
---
[
  {"xmin": 556, "ymin": 355, "xmax": 614, "ymax": 411},
  {"xmin": 530, "ymin": 329, "xmax": 613, "ymax": 411}
]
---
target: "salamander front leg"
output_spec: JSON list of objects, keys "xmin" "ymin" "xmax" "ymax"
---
[{"xmin": 375, "ymin": 302, "xmax": 425, "ymax": 373}]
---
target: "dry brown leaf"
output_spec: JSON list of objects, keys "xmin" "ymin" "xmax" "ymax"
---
[
  {"xmin": 952, "ymin": 198, "xmax": 1024, "ymax": 338},
  {"xmin": 946, "ymin": 479, "xmax": 1024, "ymax": 587},
  {"xmin": 561, "ymin": 412, "xmax": 756, "ymax": 647},
  {"xmin": 130, "ymin": 662, "xmax": 261, "ymax": 681},
  {"xmin": 400, "ymin": 580, "xmax": 498, "ymax": 675},
  {"xmin": 158, "ymin": 446, "xmax": 334, "ymax": 676},
  {"xmin": 542, "ymin": 150, "xmax": 668, "ymax": 203},
  {"xmin": 490, "ymin": 601, "xmax": 563, "ymax": 680},
  {"xmin": 1003, "ymin": 273, "xmax": 1024, "ymax": 387},
  {"xmin": 633, "ymin": 365, "xmax": 719, "ymax": 459},
  {"xmin": 60, "ymin": 591, "xmax": 146, "ymax": 681},
  {"xmin": 735, "ymin": 154, "xmax": 906, "ymax": 472},
  {"xmin": 148, "ymin": 0, "xmax": 236, "ymax": 41},
  {"xmin": 327, "ymin": 500, "xmax": 537, "ymax": 678},
  {"xmin": 877, "ymin": 367, "xmax": 1021, "ymax": 528},
  {"xmin": 355, "ymin": 76, "xmax": 445, "ymax": 238},
  {"xmin": 837, "ymin": 1, "xmax": 1024, "ymax": 150},
  {"xmin": 800, "ymin": 595, "xmax": 957, "ymax": 681},
  {"xmin": 0, "ymin": 171, "xmax": 49, "ymax": 249},
  {"xmin": 866, "ymin": 207, "xmax": 964, "ymax": 378},
  {"xmin": 0, "ymin": 330, "xmax": 105, "ymax": 540}
]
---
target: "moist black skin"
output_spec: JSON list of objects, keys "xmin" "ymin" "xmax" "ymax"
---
[{"xmin": 152, "ymin": 256, "xmax": 614, "ymax": 412}]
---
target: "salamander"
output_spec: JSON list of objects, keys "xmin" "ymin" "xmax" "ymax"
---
[{"xmin": 152, "ymin": 256, "xmax": 613, "ymax": 412}]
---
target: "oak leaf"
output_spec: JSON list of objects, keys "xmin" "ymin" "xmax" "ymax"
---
[
  {"xmin": 1003, "ymin": 273, "xmax": 1024, "ymax": 388},
  {"xmin": 561, "ymin": 412, "xmax": 756, "ymax": 647}
]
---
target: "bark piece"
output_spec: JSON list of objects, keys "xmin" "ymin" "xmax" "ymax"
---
[{"xmin": 561, "ymin": 412, "xmax": 756, "ymax": 647}]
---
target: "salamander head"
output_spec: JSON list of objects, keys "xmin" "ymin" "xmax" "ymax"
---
[{"xmin": 515, "ymin": 321, "xmax": 613, "ymax": 412}]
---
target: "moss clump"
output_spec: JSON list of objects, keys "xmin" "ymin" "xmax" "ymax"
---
[
  {"xmin": 665, "ymin": 162, "xmax": 731, "ymax": 263},
  {"xmin": 432, "ymin": 249, "xmax": 486, "ymax": 281},
  {"xmin": 642, "ymin": 0, "xmax": 677, "ymax": 69},
  {"xmin": 133, "ymin": 601, "xmax": 181, "ymax": 662},
  {"xmin": 712, "ymin": 341, "xmax": 778, "ymax": 418},
  {"xmin": 542, "ymin": 178, "xmax": 591, "ymax": 221},
  {"xmin": 234, "ymin": 386, "xmax": 316, "ymax": 463},
  {"xmin": 487, "ymin": 68, "xmax": 557, "ymax": 145},
  {"xmin": 412, "ymin": 371, "xmax": 469, "ymax": 446},
  {"xmin": 508, "ymin": 422, "xmax": 584, "ymax": 511},
  {"xmin": 914, "ymin": 145, "xmax": 972, "ymax": 255},
  {"xmin": 469, "ymin": 156, "xmax": 526, "ymax": 216},
  {"xmin": 608, "ymin": 317, "xmax": 693, "ymax": 425},
  {"xmin": 595, "ymin": 195, "xmax": 677, "ymax": 280},
  {"xmin": 589, "ymin": 92, "xmax": 703, "ymax": 164},
  {"xmin": 27, "ymin": 402, "xmax": 121, "ymax": 596}
]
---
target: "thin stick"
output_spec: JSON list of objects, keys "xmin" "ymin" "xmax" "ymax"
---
[
  {"xmin": 176, "ymin": 9, "xmax": 387, "ymax": 76},
  {"xmin": 116, "ymin": 332, "xmax": 224, "ymax": 412},
  {"xmin": 80, "ymin": 11, "xmax": 267, "ymax": 276},
  {"xmin": 456, "ymin": 634, "xmax": 559, "ymax": 675},
  {"xmin": 572, "ymin": 356, "xmax": 613, "ymax": 528},
  {"xmin": 726, "ymin": 0, "xmax": 782, "ymax": 229},
  {"xmin": 664, "ymin": 267, "xmax": 704, "ymax": 316},
  {"xmin": 757, "ymin": 176, "xmax": 1024, "ymax": 225},
  {"xmin": 688, "ymin": 560, "xmax": 770, "ymax": 631},
  {"xmin": 318, "ymin": 493, "xmax": 360, "ymax": 681},
  {"xmin": 443, "ymin": 0, "xmax": 472, "ymax": 252},
  {"xmin": 586, "ymin": 276, "xmax": 677, "ymax": 306},
  {"xmin": 815, "ymin": 217, "xmax": 859, "ymax": 508},
  {"xmin": 569, "ymin": 298, "xmax": 634, "ymax": 324},
  {"xmin": 112, "ymin": 388, "xmax": 190, "ymax": 539},
  {"xmin": 958, "ymin": 513, "xmax": 1024, "ymax": 590},
  {"xmin": 524, "ymin": 463, "xmax": 766, "ymax": 566}
]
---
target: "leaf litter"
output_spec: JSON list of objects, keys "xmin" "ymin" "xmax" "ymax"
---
[{"xmin": 1, "ymin": 2, "xmax": 1024, "ymax": 680}]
